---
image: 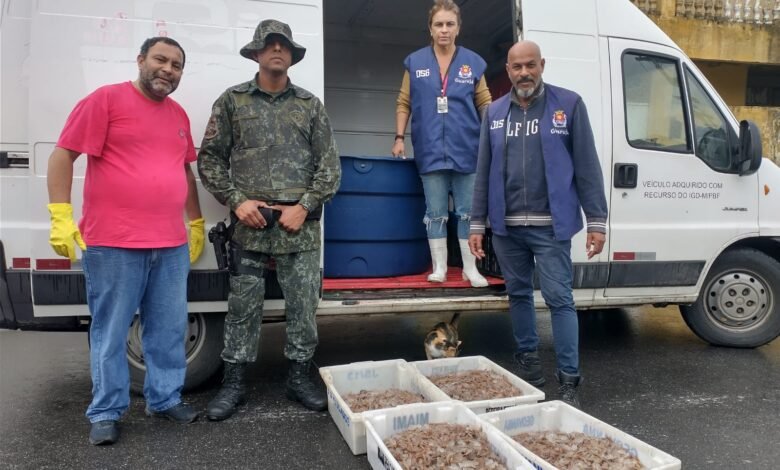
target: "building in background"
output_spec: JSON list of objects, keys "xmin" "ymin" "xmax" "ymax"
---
[{"xmin": 631, "ymin": 0, "xmax": 779, "ymax": 163}]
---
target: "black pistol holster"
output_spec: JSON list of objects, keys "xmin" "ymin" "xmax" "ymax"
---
[
  {"xmin": 208, "ymin": 211, "xmax": 273, "ymax": 275},
  {"xmin": 208, "ymin": 219, "xmax": 234, "ymax": 271}
]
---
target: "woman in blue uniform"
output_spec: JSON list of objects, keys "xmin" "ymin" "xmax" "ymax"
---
[{"xmin": 391, "ymin": 0, "xmax": 492, "ymax": 287}]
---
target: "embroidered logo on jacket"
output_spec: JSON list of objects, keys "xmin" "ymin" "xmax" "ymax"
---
[
  {"xmin": 455, "ymin": 64, "xmax": 475, "ymax": 84},
  {"xmin": 550, "ymin": 110, "xmax": 570, "ymax": 136},
  {"xmin": 458, "ymin": 65, "xmax": 472, "ymax": 79},
  {"xmin": 552, "ymin": 110, "xmax": 567, "ymax": 128}
]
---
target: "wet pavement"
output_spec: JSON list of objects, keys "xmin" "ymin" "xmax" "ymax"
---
[{"xmin": 1, "ymin": 306, "xmax": 779, "ymax": 469}]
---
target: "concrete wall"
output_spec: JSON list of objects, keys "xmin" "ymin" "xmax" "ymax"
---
[
  {"xmin": 652, "ymin": 0, "xmax": 780, "ymax": 65},
  {"xmin": 658, "ymin": 17, "xmax": 780, "ymax": 64},
  {"xmin": 694, "ymin": 61, "xmax": 748, "ymax": 105}
]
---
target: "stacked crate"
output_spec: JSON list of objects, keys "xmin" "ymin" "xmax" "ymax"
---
[{"xmin": 321, "ymin": 356, "xmax": 681, "ymax": 469}]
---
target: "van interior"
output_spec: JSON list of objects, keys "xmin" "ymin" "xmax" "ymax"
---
[
  {"xmin": 323, "ymin": 0, "xmax": 514, "ymax": 158},
  {"xmin": 319, "ymin": 0, "xmax": 514, "ymax": 290}
]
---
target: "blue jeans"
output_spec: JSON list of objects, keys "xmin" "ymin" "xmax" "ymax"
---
[
  {"xmin": 82, "ymin": 244, "xmax": 189, "ymax": 423},
  {"xmin": 491, "ymin": 226, "xmax": 579, "ymax": 375},
  {"xmin": 419, "ymin": 170, "xmax": 475, "ymax": 239}
]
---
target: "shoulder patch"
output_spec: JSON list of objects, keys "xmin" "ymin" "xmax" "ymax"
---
[{"xmin": 203, "ymin": 115, "xmax": 219, "ymax": 140}]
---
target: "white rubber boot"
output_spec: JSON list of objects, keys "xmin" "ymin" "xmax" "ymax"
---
[
  {"xmin": 459, "ymin": 239, "xmax": 488, "ymax": 287},
  {"xmin": 427, "ymin": 238, "xmax": 448, "ymax": 282}
]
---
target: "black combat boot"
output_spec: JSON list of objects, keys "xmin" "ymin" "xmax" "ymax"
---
[
  {"xmin": 286, "ymin": 360, "xmax": 327, "ymax": 412},
  {"xmin": 557, "ymin": 370, "xmax": 582, "ymax": 409},
  {"xmin": 514, "ymin": 351, "xmax": 545, "ymax": 387},
  {"xmin": 206, "ymin": 362, "xmax": 247, "ymax": 421}
]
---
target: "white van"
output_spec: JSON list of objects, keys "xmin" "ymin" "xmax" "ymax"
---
[{"xmin": 1, "ymin": 0, "xmax": 778, "ymax": 391}]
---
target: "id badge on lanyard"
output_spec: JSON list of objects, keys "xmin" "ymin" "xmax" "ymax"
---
[
  {"xmin": 437, "ymin": 74, "xmax": 449, "ymax": 114},
  {"xmin": 437, "ymin": 96, "xmax": 448, "ymax": 114}
]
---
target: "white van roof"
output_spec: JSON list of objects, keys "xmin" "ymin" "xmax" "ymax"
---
[{"xmin": 521, "ymin": 0, "xmax": 680, "ymax": 51}]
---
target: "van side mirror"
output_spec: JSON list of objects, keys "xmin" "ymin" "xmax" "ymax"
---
[{"xmin": 737, "ymin": 120, "xmax": 762, "ymax": 176}]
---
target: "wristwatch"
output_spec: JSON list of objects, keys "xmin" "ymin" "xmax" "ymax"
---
[{"xmin": 394, "ymin": 134, "xmax": 404, "ymax": 141}]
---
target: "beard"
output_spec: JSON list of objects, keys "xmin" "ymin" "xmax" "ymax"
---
[
  {"xmin": 514, "ymin": 78, "xmax": 539, "ymax": 98},
  {"xmin": 138, "ymin": 68, "xmax": 178, "ymax": 100}
]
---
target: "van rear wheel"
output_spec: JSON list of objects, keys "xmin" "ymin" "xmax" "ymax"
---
[
  {"xmin": 680, "ymin": 248, "xmax": 780, "ymax": 348},
  {"xmin": 126, "ymin": 312, "xmax": 224, "ymax": 394}
]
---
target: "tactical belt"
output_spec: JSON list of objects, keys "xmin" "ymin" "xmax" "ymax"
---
[
  {"xmin": 268, "ymin": 201, "xmax": 322, "ymax": 221},
  {"xmin": 229, "ymin": 202, "xmax": 321, "ymax": 233}
]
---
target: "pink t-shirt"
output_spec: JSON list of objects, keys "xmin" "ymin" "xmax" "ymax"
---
[{"xmin": 57, "ymin": 81, "xmax": 197, "ymax": 248}]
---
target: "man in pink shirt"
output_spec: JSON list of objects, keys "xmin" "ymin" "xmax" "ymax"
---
[{"xmin": 46, "ymin": 37, "xmax": 205, "ymax": 446}]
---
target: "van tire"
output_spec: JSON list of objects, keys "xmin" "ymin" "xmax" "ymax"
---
[
  {"xmin": 680, "ymin": 248, "xmax": 780, "ymax": 348},
  {"xmin": 126, "ymin": 312, "xmax": 225, "ymax": 394}
]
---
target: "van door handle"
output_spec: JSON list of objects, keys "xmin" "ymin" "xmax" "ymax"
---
[{"xmin": 613, "ymin": 163, "xmax": 638, "ymax": 188}]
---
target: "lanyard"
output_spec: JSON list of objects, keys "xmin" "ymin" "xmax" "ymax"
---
[{"xmin": 434, "ymin": 46, "xmax": 459, "ymax": 97}]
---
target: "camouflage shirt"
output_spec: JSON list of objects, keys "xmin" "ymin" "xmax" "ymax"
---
[{"xmin": 198, "ymin": 76, "xmax": 341, "ymax": 254}]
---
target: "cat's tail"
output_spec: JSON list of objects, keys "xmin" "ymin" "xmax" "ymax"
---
[{"xmin": 450, "ymin": 312, "xmax": 461, "ymax": 328}]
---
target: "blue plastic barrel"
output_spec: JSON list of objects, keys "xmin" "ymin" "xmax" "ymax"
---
[{"xmin": 324, "ymin": 156, "xmax": 430, "ymax": 278}]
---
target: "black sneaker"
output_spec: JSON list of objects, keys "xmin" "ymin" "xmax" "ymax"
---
[
  {"xmin": 557, "ymin": 370, "xmax": 582, "ymax": 409},
  {"xmin": 145, "ymin": 402, "xmax": 199, "ymax": 424},
  {"xmin": 514, "ymin": 351, "xmax": 545, "ymax": 387},
  {"xmin": 89, "ymin": 420, "xmax": 119, "ymax": 446}
]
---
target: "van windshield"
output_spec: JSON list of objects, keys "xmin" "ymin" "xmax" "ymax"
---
[{"xmin": 685, "ymin": 66, "xmax": 738, "ymax": 172}]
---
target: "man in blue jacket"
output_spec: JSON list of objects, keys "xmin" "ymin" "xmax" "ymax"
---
[{"xmin": 469, "ymin": 40, "xmax": 608, "ymax": 408}]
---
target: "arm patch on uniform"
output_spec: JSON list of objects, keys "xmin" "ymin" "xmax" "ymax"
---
[{"xmin": 204, "ymin": 115, "xmax": 219, "ymax": 140}]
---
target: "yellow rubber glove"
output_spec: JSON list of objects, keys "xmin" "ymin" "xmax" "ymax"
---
[
  {"xmin": 188, "ymin": 217, "xmax": 205, "ymax": 263},
  {"xmin": 47, "ymin": 203, "xmax": 86, "ymax": 261}
]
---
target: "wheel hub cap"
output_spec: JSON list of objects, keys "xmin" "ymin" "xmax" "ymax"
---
[{"xmin": 706, "ymin": 272, "xmax": 769, "ymax": 329}]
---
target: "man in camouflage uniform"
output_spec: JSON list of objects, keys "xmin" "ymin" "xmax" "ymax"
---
[{"xmin": 197, "ymin": 19, "xmax": 340, "ymax": 421}]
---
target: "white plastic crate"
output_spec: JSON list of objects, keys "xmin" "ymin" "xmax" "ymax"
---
[
  {"xmin": 482, "ymin": 400, "xmax": 682, "ymax": 470},
  {"xmin": 363, "ymin": 401, "xmax": 536, "ymax": 470},
  {"xmin": 412, "ymin": 355, "xmax": 545, "ymax": 414},
  {"xmin": 319, "ymin": 359, "xmax": 450, "ymax": 455}
]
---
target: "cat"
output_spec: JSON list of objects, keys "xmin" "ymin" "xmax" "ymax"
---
[{"xmin": 424, "ymin": 313, "xmax": 462, "ymax": 360}]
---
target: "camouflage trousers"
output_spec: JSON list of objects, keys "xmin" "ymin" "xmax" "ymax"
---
[{"xmin": 221, "ymin": 248, "xmax": 320, "ymax": 363}]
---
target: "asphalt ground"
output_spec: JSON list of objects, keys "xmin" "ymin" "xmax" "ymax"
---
[{"xmin": 1, "ymin": 306, "xmax": 779, "ymax": 469}]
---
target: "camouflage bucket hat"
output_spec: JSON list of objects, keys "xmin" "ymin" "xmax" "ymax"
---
[{"xmin": 240, "ymin": 19, "xmax": 306, "ymax": 65}]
